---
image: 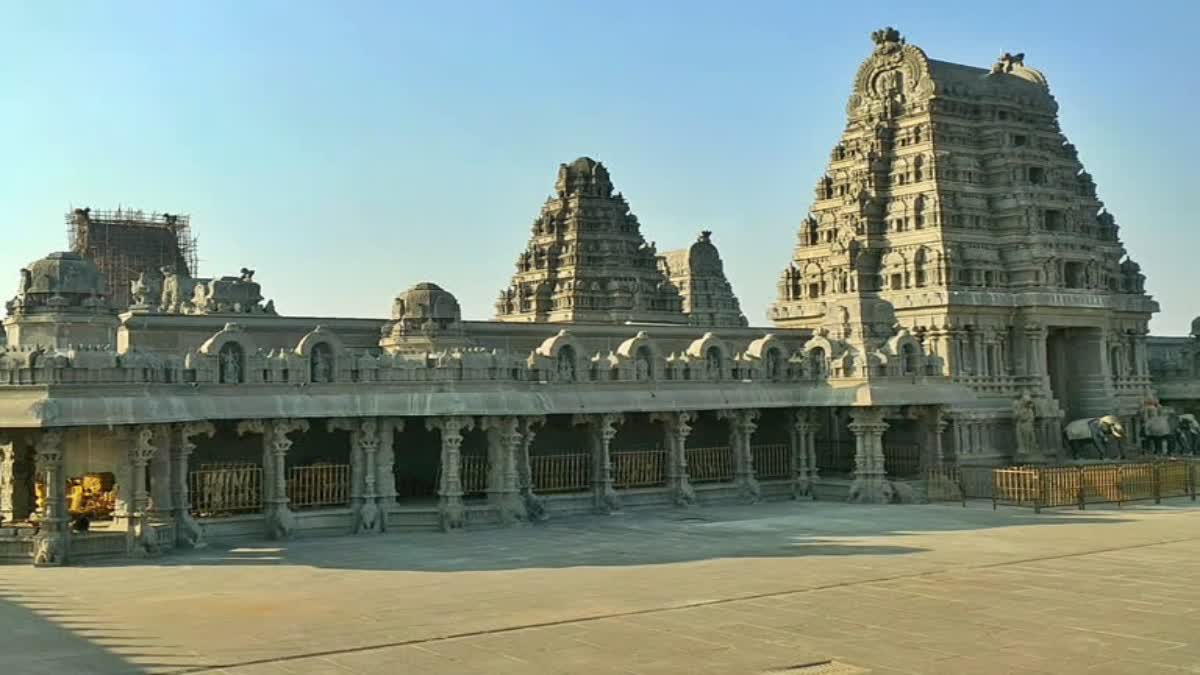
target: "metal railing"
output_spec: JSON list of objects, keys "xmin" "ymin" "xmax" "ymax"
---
[
  {"xmin": 532, "ymin": 452, "xmax": 592, "ymax": 493},
  {"xmin": 461, "ymin": 455, "xmax": 487, "ymax": 496},
  {"xmin": 993, "ymin": 460, "xmax": 1199, "ymax": 512},
  {"xmin": 686, "ymin": 446, "xmax": 734, "ymax": 483},
  {"xmin": 752, "ymin": 444, "xmax": 790, "ymax": 480},
  {"xmin": 287, "ymin": 463, "xmax": 351, "ymax": 509},
  {"xmin": 924, "ymin": 464, "xmax": 966, "ymax": 505},
  {"xmin": 612, "ymin": 449, "xmax": 668, "ymax": 489},
  {"xmin": 190, "ymin": 464, "xmax": 264, "ymax": 516},
  {"xmin": 884, "ymin": 444, "xmax": 922, "ymax": 478}
]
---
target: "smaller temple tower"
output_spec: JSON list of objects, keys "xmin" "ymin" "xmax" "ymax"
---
[
  {"xmin": 657, "ymin": 231, "xmax": 748, "ymax": 327},
  {"xmin": 4, "ymin": 252, "xmax": 117, "ymax": 349},
  {"xmin": 495, "ymin": 158, "xmax": 686, "ymax": 324}
]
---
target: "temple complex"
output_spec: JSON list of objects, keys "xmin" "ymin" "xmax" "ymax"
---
[{"xmin": 1, "ymin": 28, "xmax": 1196, "ymax": 566}]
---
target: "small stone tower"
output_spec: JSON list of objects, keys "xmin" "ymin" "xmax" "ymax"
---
[
  {"xmin": 657, "ymin": 231, "xmax": 747, "ymax": 327},
  {"xmin": 3, "ymin": 251, "xmax": 118, "ymax": 349}
]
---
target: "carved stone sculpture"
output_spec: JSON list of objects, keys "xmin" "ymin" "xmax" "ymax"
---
[{"xmin": 1013, "ymin": 394, "xmax": 1039, "ymax": 459}]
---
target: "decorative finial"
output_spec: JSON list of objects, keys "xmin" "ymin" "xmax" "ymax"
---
[
  {"xmin": 991, "ymin": 52, "xmax": 1026, "ymax": 74},
  {"xmin": 871, "ymin": 27, "xmax": 904, "ymax": 50}
]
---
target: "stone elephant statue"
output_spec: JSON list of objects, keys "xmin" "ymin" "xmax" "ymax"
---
[
  {"xmin": 1176, "ymin": 414, "xmax": 1200, "ymax": 454},
  {"xmin": 1063, "ymin": 415, "xmax": 1125, "ymax": 460},
  {"xmin": 1143, "ymin": 410, "xmax": 1180, "ymax": 455}
]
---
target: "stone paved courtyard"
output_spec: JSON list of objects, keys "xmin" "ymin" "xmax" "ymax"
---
[{"xmin": 3, "ymin": 499, "xmax": 1200, "ymax": 675}]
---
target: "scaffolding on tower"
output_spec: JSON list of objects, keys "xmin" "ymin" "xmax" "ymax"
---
[{"xmin": 66, "ymin": 206, "xmax": 198, "ymax": 309}]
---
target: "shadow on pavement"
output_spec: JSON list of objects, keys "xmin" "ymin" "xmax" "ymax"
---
[{"xmin": 117, "ymin": 498, "xmax": 1184, "ymax": 573}]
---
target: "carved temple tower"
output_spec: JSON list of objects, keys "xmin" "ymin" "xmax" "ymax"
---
[
  {"xmin": 495, "ymin": 157, "xmax": 686, "ymax": 324},
  {"xmin": 770, "ymin": 28, "xmax": 1158, "ymax": 425},
  {"xmin": 657, "ymin": 231, "xmax": 748, "ymax": 328}
]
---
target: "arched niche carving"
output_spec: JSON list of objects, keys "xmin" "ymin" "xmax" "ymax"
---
[
  {"xmin": 885, "ymin": 330, "xmax": 925, "ymax": 376},
  {"xmin": 685, "ymin": 333, "xmax": 730, "ymax": 381},
  {"xmin": 745, "ymin": 334, "xmax": 791, "ymax": 381},
  {"xmin": 294, "ymin": 325, "xmax": 347, "ymax": 384},
  {"xmin": 535, "ymin": 329, "xmax": 588, "ymax": 383},
  {"xmin": 803, "ymin": 334, "xmax": 836, "ymax": 379},
  {"xmin": 616, "ymin": 331, "xmax": 662, "ymax": 381}
]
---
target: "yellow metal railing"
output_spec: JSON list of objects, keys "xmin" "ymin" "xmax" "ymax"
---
[
  {"xmin": 612, "ymin": 449, "xmax": 668, "ymax": 488},
  {"xmin": 686, "ymin": 446, "xmax": 734, "ymax": 483},
  {"xmin": 190, "ymin": 464, "xmax": 264, "ymax": 516},
  {"xmin": 532, "ymin": 452, "xmax": 592, "ymax": 492},
  {"xmin": 993, "ymin": 460, "xmax": 1199, "ymax": 512},
  {"xmin": 287, "ymin": 463, "xmax": 351, "ymax": 509},
  {"xmin": 751, "ymin": 444, "xmax": 789, "ymax": 480}
]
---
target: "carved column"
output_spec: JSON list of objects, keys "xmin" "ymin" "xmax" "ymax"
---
[
  {"xmin": 651, "ymin": 411, "xmax": 696, "ymax": 506},
  {"xmin": 791, "ymin": 409, "xmax": 819, "ymax": 499},
  {"xmin": 175, "ymin": 422, "xmax": 214, "ymax": 548},
  {"xmin": 516, "ymin": 416, "xmax": 546, "ymax": 520},
  {"xmin": 719, "ymin": 409, "xmax": 761, "ymax": 503},
  {"xmin": 329, "ymin": 417, "xmax": 370, "ymax": 533},
  {"xmin": 427, "ymin": 416, "xmax": 473, "ymax": 531},
  {"xmin": 238, "ymin": 418, "xmax": 308, "ymax": 539},
  {"xmin": 119, "ymin": 426, "xmax": 161, "ymax": 557},
  {"xmin": 32, "ymin": 430, "xmax": 66, "ymax": 566},
  {"xmin": 376, "ymin": 418, "xmax": 402, "ymax": 532},
  {"xmin": 358, "ymin": 419, "xmax": 381, "ymax": 533},
  {"xmin": 0, "ymin": 438, "xmax": 17, "ymax": 524},
  {"xmin": 973, "ymin": 330, "xmax": 986, "ymax": 377},
  {"xmin": 482, "ymin": 416, "xmax": 526, "ymax": 525},
  {"xmin": 933, "ymin": 411, "xmax": 949, "ymax": 467},
  {"xmin": 848, "ymin": 408, "xmax": 890, "ymax": 503},
  {"xmin": 148, "ymin": 426, "xmax": 174, "ymax": 522},
  {"xmin": 574, "ymin": 413, "xmax": 623, "ymax": 513}
]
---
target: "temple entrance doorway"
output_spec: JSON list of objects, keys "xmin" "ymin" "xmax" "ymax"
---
[
  {"xmin": 1046, "ymin": 327, "xmax": 1105, "ymax": 420},
  {"xmin": 393, "ymin": 420, "xmax": 440, "ymax": 503}
]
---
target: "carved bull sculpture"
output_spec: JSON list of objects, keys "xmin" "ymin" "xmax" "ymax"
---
[{"xmin": 1063, "ymin": 415, "xmax": 1125, "ymax": 460}]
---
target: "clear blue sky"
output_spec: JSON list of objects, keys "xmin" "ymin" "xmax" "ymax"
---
[{"xmin": 2, "ymin": 1, "xmax": 1196, "ymax": 333}]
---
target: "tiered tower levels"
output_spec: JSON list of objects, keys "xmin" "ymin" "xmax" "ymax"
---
[
  {"xmin": 768, "ymin": 28, "xmax": 1158, "ymax": 419},
  {"xmin": 495, "ymin": 158, "xmax": 686, "ymax": 324}
]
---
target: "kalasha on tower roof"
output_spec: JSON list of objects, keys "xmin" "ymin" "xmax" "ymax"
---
[{"xmin": 495, "ymin": 157, "xmax": 686, "ymax": 324}]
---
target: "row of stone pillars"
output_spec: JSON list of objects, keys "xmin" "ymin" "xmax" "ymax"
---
[
  {"xmin": 428, "ymin": 409, "xmax": 827, "ymax": 530},
  {"xmin": 5, "ymin": 405, "xmax": 928, "ymax": 565},
  {"xmin": 2, "ymin": 422, "xmax": 221, "ymax": 566}
]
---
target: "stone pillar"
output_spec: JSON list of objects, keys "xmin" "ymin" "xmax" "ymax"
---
[
  {"xmin": 1, "ymin": 438, "xmax": 19, "ymax": 524},
  {"xmin": 124, "ymin": 426, "xmax": 160, "ymax": 557},
  {"xmin": 791, "ymin": 410, "xmax": 819, "ymax": 499},
  {"xmin": 516, "ymin": 416, "xmax": 546, "ymax": 520},
  {"xmin": 651, "ymin": 411, "xmax": 696, "ymax": 506},
  {"xmin": 376, "ymin": 418, "xmax": 402, "ymax": 532},
  {"xmin": 427, "ymin": 416, "xmax": 473, "ymax": 531},
  {"xmin": 575, "ymin": 413, "xmax": 623, "ymax": 513},
  {"xmin": 719, "ymin": 409, "xmax": 761, "ymax": 503},
  {"xmin": 175, "ymin": 421, "xmax": 215, "ymax": 548},
  {"xmin": 482, "ymin": 416, "xmax": 526, "ymax": 525},
  {"xmin": 848, "ymin": 408, "xmax": 890, "ymax": 503},
  {"xmin": 926, "ymin": 407, "xmax": 948, "ymax": 468},
  {"xmin": 148, "ymin": 426, "xmax": 174, "ymax": 521},
  {"xmin": 357, "ymin": 419, "xmax": 381, "ymax": 533},
  {"xmin": 238, "ymin": 418, "xmax": 308, "ymax": 539},
  {"xmin": 973, "ymin": 330, "xmax": 986, "ymax": 377},
  {"xmin": 32, "ymin": 430, "xmax": 67, "ymax": 566}
]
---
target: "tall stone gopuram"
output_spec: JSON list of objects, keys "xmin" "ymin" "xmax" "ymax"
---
[
  {"xmin": 770, "ymin": 28, "xmax": 1158, "ymax": 423},
  {"xmin": 495, "ymin": 157, "xmax": 686, "ymax": 324}
]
